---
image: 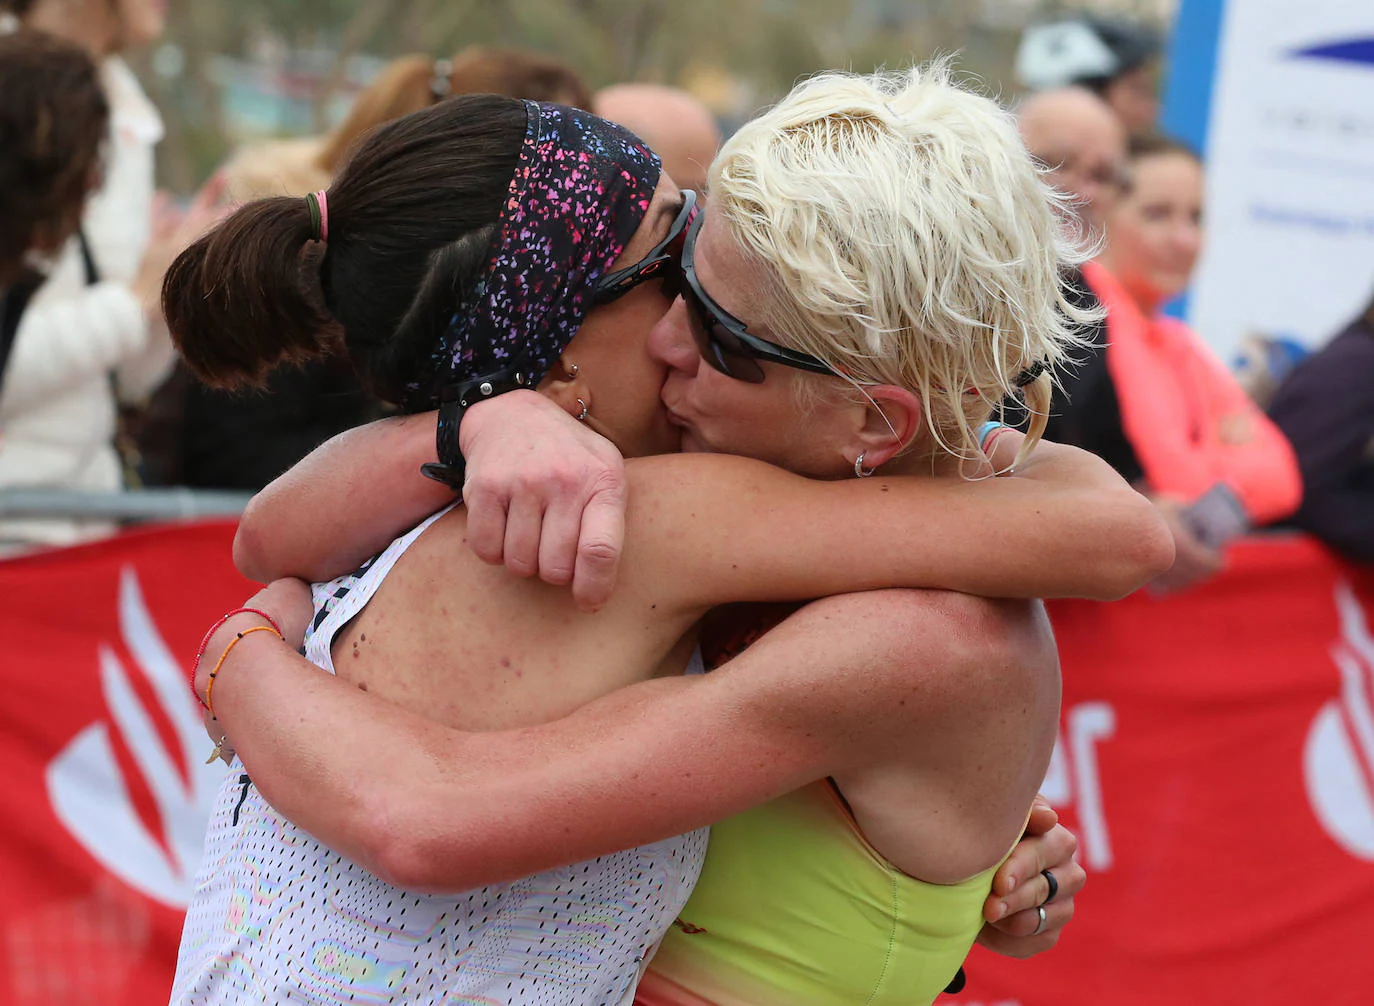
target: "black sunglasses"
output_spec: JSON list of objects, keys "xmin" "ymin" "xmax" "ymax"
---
[
  {"xmin": 593, "ymin": 189, "xmax": 698, "ymax": 305},
  {"xmin": 675, "ymin": 211, "xmax": 838, "ymax": 384}
]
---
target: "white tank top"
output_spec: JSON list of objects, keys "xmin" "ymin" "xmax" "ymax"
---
[{"xmin": 172, "ymin": 506, "xmax": 708, "ymax": 1005}]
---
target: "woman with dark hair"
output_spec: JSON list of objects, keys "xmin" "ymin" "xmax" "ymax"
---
[
  {"xmin": 166, "ymin": 47, "xmax": 594, "ymax": 493},
  {"xmin": 0, "ymin": 29, "xmax": 107, "ymax": 286},
  {"xmin": 0, "ymin": 28, "xmax": 108, "ymax": 418},
  {"xmin": 0, "ymin": 0, "xmax": 219, "ymax": 551},
  {"xmin": 167, "ymin": 82, "xmax": 1168, "ymax": 1003}
]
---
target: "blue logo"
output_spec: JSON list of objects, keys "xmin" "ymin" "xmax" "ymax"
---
[{"xmin": 1291, "ymin": 38, "xmax": 1374, "ymax": 68}]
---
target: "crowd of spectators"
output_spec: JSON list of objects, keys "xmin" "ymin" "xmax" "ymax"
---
[{"xmin": 0, "ymin": 8, "xmax": 1369, "ymax": 573}]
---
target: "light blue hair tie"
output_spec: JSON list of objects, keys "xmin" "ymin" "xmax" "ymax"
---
[{"xmin": 978, "ymin": 421, "xmax": 1007, "ymax": 451}]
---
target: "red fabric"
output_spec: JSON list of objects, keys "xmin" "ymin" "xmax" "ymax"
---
[
  {"xmin": 940, "ymin": 536, "xmax": 1374, "ymax": 1006},
  {"xmin": 3, "ymin": 527, "xmax": 1372, "ymax": 1004},
  {"xmin": 1083, "ymin": 260, "xmax": 1303, "ymax": 523},
  {"xmin": 0, "ymin": 523, "xmax": 252, "ymax": 1005}
]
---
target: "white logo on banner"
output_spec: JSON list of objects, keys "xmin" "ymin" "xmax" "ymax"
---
[
  {"xmin": 1304, "ymin": 581, "xmax": 1374, "ymax": 861},
  {"xmin": 1041, "ymin": 702, "xmax": 1117, "ymax": 871},
  {"xmin": 45, "ymin": 568, "xmax": 225, "ymax": 908}
]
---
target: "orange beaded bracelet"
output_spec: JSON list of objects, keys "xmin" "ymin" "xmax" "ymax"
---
[{"xmin": 204, "ymin": 624, "xmax": 282, "ymax": 718}]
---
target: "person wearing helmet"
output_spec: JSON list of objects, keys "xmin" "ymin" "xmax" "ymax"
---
[{"xmin": 1015, "ymin": 15, "xmax": 1163, "ymax": 136}]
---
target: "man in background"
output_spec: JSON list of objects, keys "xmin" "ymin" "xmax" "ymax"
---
[
  {"xmin": 595, "ymin": 83, "xmax": 721, "ymax": 193},
  {"xmin": 1016, "ymin": 15, "xmax": 1163, "ymax": 136}
]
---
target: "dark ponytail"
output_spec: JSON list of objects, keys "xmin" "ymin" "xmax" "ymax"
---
[
  {"xmin": 164, "ymin": 95, "xmax": 528, "ymax": 400},
  {"xmin": 163, "ymin": 198, "xmax": 336, "ymax": 389}
]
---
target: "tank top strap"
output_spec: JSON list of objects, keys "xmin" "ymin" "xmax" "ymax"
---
[{"xmin": 304, "ymin": 502, "xmax": 459, "ymax": 674}]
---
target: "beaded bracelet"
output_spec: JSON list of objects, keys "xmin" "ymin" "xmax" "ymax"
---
[
  {"xmin": 193, "ymin": 607, "xmax": 284, "ymax": 702},
  {"xmin": 204, "ymin": 624, "xmax": 282, "ymax": 719}
]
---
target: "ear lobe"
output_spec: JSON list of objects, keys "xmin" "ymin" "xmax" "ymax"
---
[
  {"xmin": 853, "ymin": 385, "xmax": 923, "ymax": 468},
  {"xmin": 537, "ymin": 360, "xmax": 591, "ymax": 420}
]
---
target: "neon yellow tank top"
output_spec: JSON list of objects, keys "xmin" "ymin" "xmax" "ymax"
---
[{"xmin": 636, "ymin": 781, "xmax": 998, "ymax": 1006}]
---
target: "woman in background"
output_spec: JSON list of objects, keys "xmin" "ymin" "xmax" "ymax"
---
[
  {"xmin": 0, "ymin": 28, "xmax": 107, "ymax": 287},
  {"xmin": 0, "ymin": 0, "xmax": 215, "ymax": 551},
  {"xmin": 1055, "ymin": 134, "xmax": 1301, "ymax": 592}
]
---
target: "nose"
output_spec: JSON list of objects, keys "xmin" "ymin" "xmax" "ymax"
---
[{"xmin": 647, "ymin": 296, "xmax": 701, "ymax": 375}]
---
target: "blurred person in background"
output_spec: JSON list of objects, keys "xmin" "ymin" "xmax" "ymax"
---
[
  {"xmin": 1016, "ymin": 14, "xmax": 1163, "ymax": 137},
  {"xmin": 220, "ymin": 45, "xmax": 593, "ymax": 203},
  {"xmin": 595, "ymin": 83, "xmax": 722, "ymax": 194},
  {"xmin": 1268, "ymin": 291, "xmax": 1374, "ymax": 563},
  {"xmin": 1231, "ymin": 332, "xmax": 1308, "ymax": 411},
  {"xmin": 1017, "ymin": 86, "xmax": 1125, "ymax": 236},
  {"xmin": 0, "ymin": 29, "xmax": 107, "ymax": 311},
  {"xmin": 147, "ymin": 46, "xmax": 595, "ymax": 492},
  {"xmin": 0, "ymin": 0, "xmax": 216, "ymax": 552},
  {"xmin": 1068, "ymin": 135, "xmax": 1301, "ymax": 592}
]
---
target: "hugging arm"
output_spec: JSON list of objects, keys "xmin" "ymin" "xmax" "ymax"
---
[
  {"xmin": 234, "ymin": 392, "xmax": 630, "ymax": 608},
  {"xmin": 207, "ymin": 588, "xmax": 989, "ymax": 893},
  {"xmin": 626, "ymin": 441, "xmax": 1174, "ymax": 610},
  {"xmin": 239, "ymin": 393, "xmax": 1173, "ymax": 605},
  {"xmin": 234, "ymin": 411, "xmax": 455, "ymax": 584}
]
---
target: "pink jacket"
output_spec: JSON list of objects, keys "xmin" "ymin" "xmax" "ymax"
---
[{"xmin": 1083, "ymin": 260, "xmax": 1302, "ymax": 524}]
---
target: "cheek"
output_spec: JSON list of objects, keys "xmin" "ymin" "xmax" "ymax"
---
[{"xmin": 1117, "ymin": 218, "xmax": 1164, "ymax": 272}]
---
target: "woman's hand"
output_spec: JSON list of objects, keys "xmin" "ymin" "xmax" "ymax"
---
[
  {"xmin": 459, "ymin": 390, "xmax": 628, "ymax": 612},
  {"xmin": 1148, "ymin": 496, "xmax": 1225, "ymax": 594},
  {"xmin": 976, "ymin": 796, "xmax": 1086, "ymax": 958}
]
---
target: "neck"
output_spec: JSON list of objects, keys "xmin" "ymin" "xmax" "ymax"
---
[{"xmin": 882, "ymin": 442, "xmax": 967, "ymax": 481}]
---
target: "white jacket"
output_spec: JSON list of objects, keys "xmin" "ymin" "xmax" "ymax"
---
[{"xmin": 0, "ymin": 57, "xmax": 174, "ymax": 550}]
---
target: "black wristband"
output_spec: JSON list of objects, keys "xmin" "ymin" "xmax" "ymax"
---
[{"xmin": 419, "ymin": 367, "xmax": 531, "ymax": 490}]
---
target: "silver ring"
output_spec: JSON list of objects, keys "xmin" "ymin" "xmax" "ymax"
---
[
  {"xmin": 566, "ymin": 363, "xmax": 579, "ymax": 378},
  {"xmin": 1031, "ymin": 905, "xmax": 1047, "ymax": 937},
  {"xmin": 854, "ymin": 452, "xmax": 874, "ymax": 478},
  {"xmin": 576, "ymin": 398, "xmax": 589, "ymax": 422}
]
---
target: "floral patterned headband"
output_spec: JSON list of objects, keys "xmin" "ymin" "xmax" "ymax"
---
[{"xmin": 402, "ymin": 100, "xmax": 661, "ymax": 411}]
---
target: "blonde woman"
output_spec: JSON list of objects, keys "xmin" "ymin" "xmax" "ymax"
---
[{"xmin": 174, "ymin": 71, "xmax": 1168, "ymax": 1004}]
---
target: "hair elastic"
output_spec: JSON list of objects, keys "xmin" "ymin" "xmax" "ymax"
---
[
  {"xmin": 978, "ymin": 421, "xmax": 1007, "ymax": 451},
  {"xmin": 305, "ymin": 190, "xmax": 330, "ymax": 243},
  {"xmin": 1014, "ymin": 360, "xmax": 1046, "ymax": 387}
]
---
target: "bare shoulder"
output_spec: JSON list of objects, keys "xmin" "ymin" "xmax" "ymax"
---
[{"xmin": 734, "ymin": 588, "xmax": 1055, "ymax": 736}]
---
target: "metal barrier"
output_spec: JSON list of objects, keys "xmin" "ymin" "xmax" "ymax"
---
[{"xmin": 0, "ymin": 487, "xmax": 252, "ymax": 522}]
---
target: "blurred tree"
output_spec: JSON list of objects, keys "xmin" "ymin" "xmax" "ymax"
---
[{"xmin": 147, "ymin": 0, "xmax": 1170, "ymax": 194}]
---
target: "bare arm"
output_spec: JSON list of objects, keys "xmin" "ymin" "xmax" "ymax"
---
[
  {"xmin": 234, "ymin": 412, "xmax": 456, "ymax": 583},
  {"xmin": 207, "ymin": 587, "xmax": 1000, "ymax": 893},
  {"xmin": 234, "ymin": 393, "xmax": 630, "ymax": 607},
  {"xmin": 626, "ymin": 437, "xmax": 1175, "ymax": 609}
]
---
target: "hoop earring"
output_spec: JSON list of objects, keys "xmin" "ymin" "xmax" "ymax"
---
[
  {"xmin": 854, "ymin": 452, "xmax": 875, "ymax": 478},
  {"xmin": 564, "ymin": 362, "xmax": 579, "ymax": 379},
  {"xmin": 576, "ymin": 399, "xmax": 589, "ymax": 422}
]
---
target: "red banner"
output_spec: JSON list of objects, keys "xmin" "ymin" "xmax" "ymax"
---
[
  {"xmin": 0, "ymin": 523, "xmax": 251, "ymax": 1005},
  {"xmin": 941, "ymin": 536, "xmax": 1374, "ymax": 1006},
  {"xmin": 2, "ymin": 528, "xmax": 1372, "ymax": 1003}
]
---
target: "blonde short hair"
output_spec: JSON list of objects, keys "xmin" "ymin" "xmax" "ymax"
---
[{"xmin": 709, "ymin": 62, "xmax": 1098, "ymax": 468}]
